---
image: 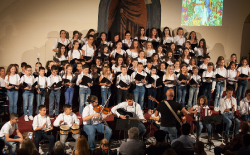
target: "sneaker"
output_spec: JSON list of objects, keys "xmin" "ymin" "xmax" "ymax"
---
[
  {"xmin": 24, "ymin": 115, "xmax": 29, "ymax": 121},
  {"xmin": 214, "ymin": 107, "xmax": 219, "ymax": 112},
  {"xmin": 29, "ymin": 115, "xmax": 33, "ymax": 120}
]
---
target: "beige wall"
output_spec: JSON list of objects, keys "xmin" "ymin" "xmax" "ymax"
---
[{"xmin": 0, "ymin": 0, "xmax": 250, "ymax": 71}]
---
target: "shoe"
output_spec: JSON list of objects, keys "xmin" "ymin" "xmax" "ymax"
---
[
  {"xmin": 29, "ymin": 115, "xmax": 33, "ymax": 120},
  {"xmin": 214, "ymin": 107, "xmax": 219, "ymax": 112},
  {"xmin": 77, "ymin": 114, "xmax": 82, "ymax": 118},
  {"xmin": 24, "ymin": 115, "xmax": 29, "ymax": 121}
]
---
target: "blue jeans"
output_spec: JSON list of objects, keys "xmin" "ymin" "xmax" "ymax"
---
[
  {"xmin": 34, "ymin": 130, "xmax": 55, "ymax": 152},
  {"xmin": 236, "ymin": 80, "xmax": 248, "ymax": 106},
  {"xmin": 214, "ymin": 81, "xmax": 224, "ymax": 107},
  {"xmin": 147, "ymin": 88, "xmax": 157, "ymax": 110},
  {"xmin": 203, "ymin": 83, "xmax": 212, "ymax": 106},
  {"xmin": 79, "ymin": 87, "xmax": 91, "ymax": 115},
  {"xmin": 133, "ymin": 86, "xmax": 145, "ymax": 110},
  {"xmin": 188, "ymin": 86, "xmax": 199, "ymax": 109},
  {"xmin": 194, "ymin": 121, "xmax": 212, "ymax": 138},
  {"xmin": 23, "ymin": 90, "xmax": 34, "ymax": 116},
  {"xmin": 6, "ymin": 90, "xmax": 18, "ymax": 114},
  {"xmin": 138, "ymin": 121, "xmax": 146, "ymax": 140},
  {"xmin": 101, "ymin": 87, "xmax": 111, "ymax": 107},
  {"xmin": 83, "ymin": 123, "xmax": 112, "ymax": 150},
  {"xmin": 241, "ymin": 115, "xmax": 250, "ymax": 122},
  {"xmin": 65, "ymin": 87, "xmax": 74, "ymax": 106},
  {"xmin": 49, "ymin": 89, "xmax": 61, "ymax": 116},
  {"xmin": 160, "ymin": 126, "xmax": 177, "ymax": 143},
  {"xmin": 223, "ymin": 113, "xmax": 241, "ymax": 138},
  {"xmin": 1, "ymin": 135, "xmax": 20, "ymax": 155},
  {"xmin": 36, "ymin": 88, "xmax": 46, "ymax": 113},
  {"xmin": 164, "ymin": 86, "xmax": 175, "ymax": 100},
  {"xmin": 177, "ymin": 85, "xmax": 187, "ymax": 107}
]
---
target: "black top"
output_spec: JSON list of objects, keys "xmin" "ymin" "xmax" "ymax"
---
[
  {"xmin": 146, "ymin": 143, "xmax": 171, "ymax": 155},
  {"xmin": 156, "ymin": 100, "xmax": 183, "ymax": 127}
]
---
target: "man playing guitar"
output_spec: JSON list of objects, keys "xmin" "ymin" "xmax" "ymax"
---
[
  {"xmin": 111, "ymin": 93, "xmax": 147, "ymax": 140},
  {"xmin": 153, "ymin": 89, "xmax": 189, "ymax": 143}
]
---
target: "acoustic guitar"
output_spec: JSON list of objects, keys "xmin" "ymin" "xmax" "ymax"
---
[{"xmin": 148, "ymin": 96, "xmax": 187, "ymax": 125}]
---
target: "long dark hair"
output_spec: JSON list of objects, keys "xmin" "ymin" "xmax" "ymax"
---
[
  {"xmin": 87, "ymin": 35, "xmax": 96, "ymax": 50},
  {"xmin": 149, "ymin": 27, "xmax": 158, "ymax": 38},
  {"xmin": 84, "ymin": 29, "xmax": 95, "ymax": 39},
  {"xmin": 197, "ymin": 38, "xmax": 207, "ymax": 54},
  {"xmin": 72, "ymin": 31, "xmax": 79, "ymax": 40},
  {"xmin": 188, "ymin": 31, "xmax": 197, "ymax": 40},
  {"xmin": 136, "ymin": 27, "xmax": 146, "ymax": 38},
  {"xmin": 129, "ymin": 39, "xmax": 140, "ymax": 51},
  {"xmin": 161, "ymin": 27, "xmax": 172, "ymax": 39},
  {"xmin": 56, "ymin": 45, "xmax": 68, "ymax": 58}
]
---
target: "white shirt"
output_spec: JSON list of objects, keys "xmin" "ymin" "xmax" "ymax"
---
[
  {"xmin": 212, "ymin": 67, "xmax": 227, "ymax": 90},
  {"xmin": 62, "ymin": 74, "xmax": 74, "ymax": 81},
  {"xmin": 126, "ymin": 49, "xmax": 138, "ymax": 59},
  {"xmin": 112, "ymin": 65, "xmax": 121, "ymax": 74},
  {"xmin": 202, "ymin": 70, "xmax": 214, "ymax": 83},
  {"xmin": 131, "ymin": 71, "xmax": 147, "ymax": 86},
  {"xmin": 189, "ymin": 74, "xmax": 201, "ymax": 85},
  {"xmin": 137, "ymin": 58, "xmax": 147, "ymax": 66},
  {"xmin": 199, "ymin": 63, "xmax": 208, "ymax": 70},
  {"xmin": 163, "ymin": 74, "xmax": 176, "ymax": 87},
  {"xmin": 147, "ymin": 37, "xmax": 160, "ymax": 42},
  {"xmin": 134, "ymin": 36, "xmax": 148, "ymax": 41},
  {"xmin": 76, "ymin": 72, "xmax": 93, "ymax": 88},
  {"xmin": 239, "ymin": 97, "xmax": 250, "ymax": 115},
  {"xmin": 187, "ymin": 65, "xmax": 197, "ymax": 72},
  {"xmin": 163, "ymin": 36, "xmax": 173, "ymax": 44},
  {"xmin": 192, "ymin": 105, "xmax": 210, "ymax": 121},
  {"xmin": 122, "ymin": 39, "xmax": 133, "ymax": 48},
  {"xmin": 173, "ymin": 36, "xmax": 185, "ymax": 46},
  {"xmin": 219, "ymin": 96, "xmax": 237, "ymax": 114},
  {"xmin": 100, "ymin": 74, "xmax": 112, "ymax": 88},
  {"xmin": 56, "ymin": 55, "xmax": 68, "ymax": 62},
  {"xmin": 5, "ymin": 74, "xmax": 20, "ymax": 85},
  {"xmin": 182, "ymin": 58, "xmax": 190, "ymax": 65},
  {"xmin": 116, "ymin": 74, "xmax": 131, "ymax": 88},
  {"xmin": 68, "ymin": 50, "xmax": 82, "ymax": 59},
  {"xmin": 227, "ymin": 69, "xmax": 237, "ymax": 85},
  {"xmin": 52, "ymin": 38, "xmax": 70, "ymax": 50},
  {"xmin": 0, "ymin": 77, "xmax": 5, "ymax": 87},
  {"xmin": 32, "ymin": 114, "xmax": 52, "ymax": 131},
  {"xmin": 54, "ymin": 112, "xmax": 79, "ymax": 127},
  {"xmin": 110, "ymin": 49, "xmax": 126, "ymax": 58},
  {"xmin": 47, "ymin": 74, "xmax": 62, "ymax": 90},
  {"xmin": 144, "ymin": 67, "xmax": 151, "ymax": 74},
  {"xmin": 144, "ymin": 49, "xmax": 155, "ymax": 58},
  {"xmin": 146, "ymin": 74, "xmax": 159, "ymax": 88},
  {"xmin": 166, "ymin": 60, "xmax": 174, "ymax": 65},
  {"xmin": 237, "ymin": 66, "xmax": 250, "ymax": 75},
  {"xmin": 20, "ymin": 75, "xmax": 35, "ymax": 88},
  {"xmin": 82, "ymin": 104, "xmax": 106, "ymax": 125},
  {"xmin": 194, "ymin": 47, "xmax": 209, "ymax": 57},
  {"xmin": 0, "ymin": 121, "xmax": 18, "ymax": 137},
  {"xmin": 82, "ymin": 44, "xmax": 95, "ymax": 58},
  {"xmin": 35, "ymin": 76, "xmax": 47, "ymax": 89},
  {"xmin": 111, "ymin": 101, "xmax": 144, "ymax": 119}
]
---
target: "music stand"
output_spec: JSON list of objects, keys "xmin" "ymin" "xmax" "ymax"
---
[
  {"xmin": 203, "ymin": 115, "xmax": 223, "ymax": 151},
  {"xmin": 116, "ymin": 119, "xmax": 138, "ymax": 141}
]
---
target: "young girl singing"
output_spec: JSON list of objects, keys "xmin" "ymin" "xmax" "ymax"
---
[
  {"xmin": 71, "ymin": 31, "xmax": 82, "ymax": 49},
  {"xmin": 68, "ymin": 40, "xmax": 83, "ymax": 68},
  {"xmin": 82, "ymin": 35, "xmax": 96, "ymax": 64},
  {"xmin": 52, "ymin": 30, "xmax": 71, "ymax": 53},
  {"xmin": 227, "ymin": 62, "xmax": 237, "ymax": 92},
  {"xmin": 151, "ymin": 53, "xmax": 160, "ymax": 67},
  {"xmin": 163, "ymin": 65, "xmax": 177, "ymax": 99},
  {"xmin": 156, "ymin": 45, "xmax": 165, "ymax": 62},
  {"xmin": 126, "ymin": 40, "xmax": 140, "ymax": 59},
  {"xmin": 134, "ymin": 27, "xmax": 148, "ymax": 47},
  {"xmin": 33, "ymin": 62, "xmax": 42, "ymax": 78},
  {"xmin": 112, "ymin": 56, "xmax": 124, "ymax": 75},
  {"xmin": 212, "ymin": 58, "xmax": 227, "ymax": 111},
  {"xmin": 227, "ymin": 53, "xmax": 238, "ymax": 68},
  {"xmin": 137, "ymin": 51, "xmax": 147, "ymax": 66},
  {"xmin": 148, "ymin": 27, "xmax": 160, "ymax": 42},
  {"xmin": 181, "ymin": 48, "xmax": 190, "ymax": 66},
  {"xmin": 144, "ymin": 41, "xmax": 156, "ymax": 60},
  {"xmin": 161, "ymin": 27, "xmax": 173, "ymax": 49},
  {"xmin": 236, "ymin": 57, "xmax": 250, "ymax": 106},
  {"xmin": 165, "ymin": 51, "xmax": 175, "ymax": 66},
  {"xmin": 56, "ymin": 45, "xmax": 68, "ymax": 62},
  {"xmin": 5, "ymin": 64, "xmax": 20, "ymax": 114},
  {"xmin": 173, "ymin": 27, "xmax": 185, "ymax": 50},
  {"xmin": 194, "ymin": 38, "xmax": 209, "ymax": 66},
  {"xmin": 82, "ymin": 29, "xmax": 95, "ymax": 44},
  {"xmin": 177, "ymin": 64, "xmax": 190, "ymax": 107},
  {"xmin": 187, "ymin": 31, "xmax": 198, "ymax": 50},
  {"xmin": 169, "ymin": 43, "xmax": 181, "ymax": 61},
  {"xmin": 174, "ymin": 61, "xmax": 180, "ymax": 75},
  {"xmin": 45, "ymin": 60, "xmax": 54, "ymax": 77},
  {"xmin": 99, "ymin": 67, "xmax": 113, "ymax": 107},
  {"xmin": 122, "ymin": 31, "xmax": 133, "ymax": 49},
  {"xmin": 187, "ymin": 57, "xmax": 197, "ymax": 73},
  {"xmin": 110, "ymin": 41, "xmax": 126, "ymax": 64},
  {"xmin": 62, "ymin": 65, "xmax": 75, "ymax": 107}
]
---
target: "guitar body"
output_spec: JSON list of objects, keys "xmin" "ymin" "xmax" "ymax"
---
[{"xmin": 117, "ymin": 108, "xmax": 134, "ymax": 117}]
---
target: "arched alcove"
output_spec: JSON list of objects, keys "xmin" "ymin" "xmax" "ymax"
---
[
  {"xmin": 240, "ymin": 14, "xmax": 250, "ymax": 60},
  {"xmin": 97, "ymin": 0, "xmax": 161, "ymax": 39}
]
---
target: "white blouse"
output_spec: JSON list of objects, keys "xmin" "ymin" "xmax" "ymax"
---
[
  {"xmin": 52, "ymin": 38, "xmax": 70, "ymax": 50},
  {"xmin": 173, "ymin": 36, "xmax": 185, "ymax": 46},
  {"xmin": 82, "ymin": 44, "xmax": 95, "ymax": 58},
  {"xmin": 144, "ymin": 49, "xmax": 155, "ymax": 58},
  {"xmin": 126, "ymin": 49, "xmax": 138, "ymax": 59},
  {"xmin": 68, "ymin": 50, "xmax": 82, "ymax": 59},
  {"xmin": 5, "ymin": 74, "xmax": 20, "ymax": 85},
  {"xmin": 110, "ymin": 49, "xmax": 126, "ymax": 58},
  {"xmin": 163, "ymin": 36, "xmax": 174, "ymax": 44}
]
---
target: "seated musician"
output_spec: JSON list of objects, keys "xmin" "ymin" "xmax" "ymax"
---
[
  {"xmin": 53, "ymin": 104, "xmax": 80, "ymax": 149},
  {"xmin": 32, "ymin": 105, "xmax": 55, "ymax": 154},
  {"xmin": 219, "ymin": 87, "xmax": 241, "ymax": 143},
  {"xmin": 188, "ymin": 95, "xmax": 212, "ymax": 141},
  {"xmin": 153, "ymin": 89, "xmax": 189, "ymax": 143},
  {"xmin": 82, "ymin": 95, "xmax": 112, "ymax": 151},
  {"xmin": 239, "ymin": 89, "xmax": 250, "ymax": 122},
  {"xmin": 111, "ymin": 93, "xmax": 147, "ymax": 140},
  {"xmin": 0, "ymin": 113, "xmax": 23, "ymax": 155}
]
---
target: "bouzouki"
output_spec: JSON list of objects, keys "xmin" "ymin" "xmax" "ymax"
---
[{"xmin": 148, "ymin": 96, "xmax": 186, "ymax": 126}]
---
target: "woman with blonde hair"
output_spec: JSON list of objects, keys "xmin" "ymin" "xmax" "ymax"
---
[
  {"xmin": 72, "ymin": 135, "xmax": 91, "ymax": 155},
  {"xmin": 144, "ymin": 41, "xmax": 155, "ymax": 60},
  {"xmin": 163, "ymin": 65, "xmax": 177, "ymax": 99},
  {"xmin": 99, "ymin": 66, "xmax": 113, "ymax": 107}
]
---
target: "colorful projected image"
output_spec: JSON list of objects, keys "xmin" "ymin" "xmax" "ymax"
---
[{"xmin": 181, "ymin": 0, "xmax": 223, "ymax": 26}]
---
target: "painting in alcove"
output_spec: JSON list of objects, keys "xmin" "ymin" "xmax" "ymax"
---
[{"xmin": 108, "ymin": 0, "xmax": 147, "ymax": 41}]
